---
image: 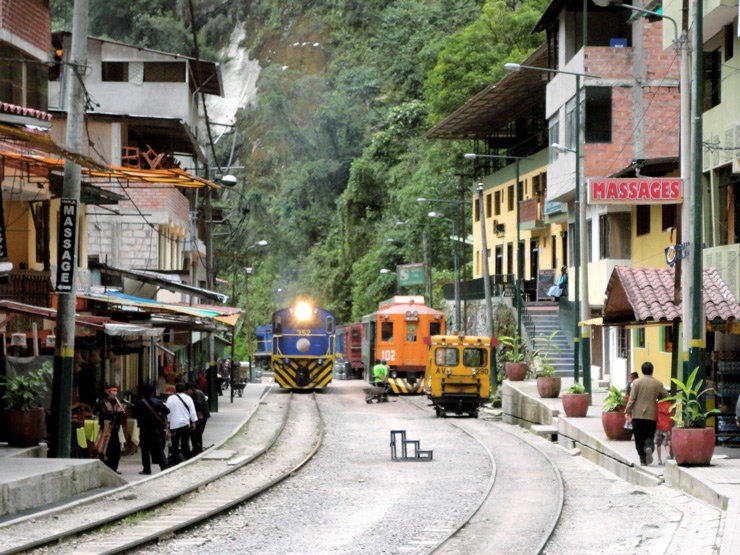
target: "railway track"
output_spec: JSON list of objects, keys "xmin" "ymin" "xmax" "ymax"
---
[
  {"xmin": 0, "ymin": 390, "xmax": 323, "ymax": 555},
  {"xmin": 404, "ymin": 397, "xmax": 564, "ymax": 554}
]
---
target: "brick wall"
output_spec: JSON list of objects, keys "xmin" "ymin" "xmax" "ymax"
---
[
  {"xmin": 117, "ymin": 182, "xmax": 190, "ymax": 228},
  {"xmin": 0, "ymin": 0, "xmax": 51, "ymax": 55}
]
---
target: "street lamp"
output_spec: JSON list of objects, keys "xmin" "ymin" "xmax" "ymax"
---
[
  {"xmin": 463, "ymin": 152, "xmax": 531, "ymax": 343},
  {"xmin": 428, "ymin": 211, "xmax": 461, "ymax": 333},
  {"xmin": 504, "ymin": 63, "xmax": 600, "ymax": 395}
]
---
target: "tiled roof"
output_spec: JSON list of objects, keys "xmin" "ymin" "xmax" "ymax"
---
[{"xmin": 603, "ymin": 266, "xmax": 740, "ymax": 323}]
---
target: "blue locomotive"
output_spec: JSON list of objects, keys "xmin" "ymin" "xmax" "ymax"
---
[{"xmin": 271, "ymin": 301, "xmax": 336, "ymax": 389}]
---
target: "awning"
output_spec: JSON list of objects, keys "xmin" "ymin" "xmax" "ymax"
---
[
  {"xmin": 104, "ymin": 323, "xmax": 164, "ymax": 337},
  {"xmin": 603, "ymin": 266, "xmax": 740, "ymax": 324},
  {"xmin": 96, "ymin": 263, "xmax": 229, "ymax": 303},
  {"xmin": 0, "ymin": 299, "xmax": 107, "ymax": 329},
  {"xmin": 80, "ymin": 291, "xmax": 241, "ymax": 326}
]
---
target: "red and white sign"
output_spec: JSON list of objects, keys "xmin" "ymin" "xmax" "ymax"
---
[{"xmin": 588, "ymin": 178, "xmax": 682, "ymax": 204}]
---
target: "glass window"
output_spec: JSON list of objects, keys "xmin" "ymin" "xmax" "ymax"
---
[
  {"xmin": 102, "ymin": 62, "xmax": 128, "ymax": 82},
  {"xmin": 406, "ymin": 323, "xmax": 417, "ymax": 342},
  {"xmin": 435, "ymin": 347, "xmax": 459, "ymax": 366},
  {"xmin": 549, "ymin": 114, "xmax": 560, "ymax": 163},
  {"xmin": 381, "ymin": 321, "xmax": 394, "ymax": 342},
  {"xmin": 486, "ymin": 193, "xmax": 492, "ymax": 218},
  {"xmin": 463, "ymin": 348, "xmax": 487, "ymax": 367},
  {"xmin": 507, "ymin": 185, "xmax": 514, "ymax": 211},
  {"xmin": 429, "ymin": 322, "xmax": 441, "ymax": 336},
  {"xmin": 327, "ymin": 316, "xmax": 334, "ymax": 333},
  {"xmin": 143, "ymin": 62, "xmax": 186, "ymax": 82},
  {"xmin": 565, "ymin": 96, "xmax": 578, "ymax": 150},
  {"xmin": 662, "ymin": 326, "xmax": 674, "ymax": 353},
  {"xmin": 634, "ymin": 327, "xmax": 645, "ymax": 348}
]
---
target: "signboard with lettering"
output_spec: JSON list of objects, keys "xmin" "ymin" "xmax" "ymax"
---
[
  {"xmin": 397, "ymin": 263, "xmax": 425, "ymax": 287},
  {"xmin": 665, "ymin": 242, "xmax": 690, "ymax": 267},
  {"xmin": 588, "ymin": 178, "xmax": 682, "ymax": 204},
  {"xmin": 56, "ymin": 198, "xmax": 78, "ymax": 292},
  {"xmin": 536, "ymin": 268, "xmax": 556, "ymax": 301}
]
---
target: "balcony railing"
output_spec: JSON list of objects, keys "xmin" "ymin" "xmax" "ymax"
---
[{"xmin": 0, "ymin": 270, "xmax": 52, "ymax": 307}]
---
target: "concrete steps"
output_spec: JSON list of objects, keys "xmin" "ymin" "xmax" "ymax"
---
[{"xmin": 526, "ymin": 306, "xmax": 574, "ymax": 378}]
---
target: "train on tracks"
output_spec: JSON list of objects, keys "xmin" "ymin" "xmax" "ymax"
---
[
  {"xmin": 271, "ymin": 301, "xmax": 336, "ymax": 390},
  {"xmin": 361, "ymin": 296, "xmax": 445, "ymax": 394},
  {"xmin": 423, "ymin": 334, "xmax": 496, "ymax": 417}
]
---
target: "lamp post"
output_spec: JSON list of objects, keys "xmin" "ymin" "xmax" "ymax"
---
[
  {"xmin": 428, "ymin": 211, "xmax": 461, "ymax": 333},
  {"xmin": 230, "ymin": 239, "xmax": 267, "ymax": 403},
  {"xmin": 463, "ymin": 152, "xmax": 530, "ymax": 343},
  {"xmin": 504, "ymin": 63, "xmax": 600, "ymax": 394}
]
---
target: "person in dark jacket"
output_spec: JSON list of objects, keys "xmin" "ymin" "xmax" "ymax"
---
[
  {"xmin": 625, "ymin": 361, "xmax": 668, "ymax": 466},
  {"xmin": 186, "ymin": 382, "xmax": 210, "ymax": 454},
  {"xmin": 134, "ymin": 383, "xmax": 170, "ymax": 474},
  {"xmin": 94, "ymin": 385, "xmax": 125, "ymax": 472}
]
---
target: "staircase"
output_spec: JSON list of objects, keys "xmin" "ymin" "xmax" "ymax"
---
[{"xmin": 525, "ymin": 305, "xmax": 574, "ymax": 378}]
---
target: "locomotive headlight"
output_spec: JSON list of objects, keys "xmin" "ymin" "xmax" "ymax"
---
[
  {"xmin": 471, "ymin": 368, "xmax": 477, "ymax": 376},
  {"xmin": 295, "ymin": 301, "xmax": 313, "ymax": 321},
  {"xmin": 317, "ymin": 358, "xmax": 324, "ymax": 365},
  {"xmin": 446, "ymin": 368, "xmax": 452, "ymax": 376}
]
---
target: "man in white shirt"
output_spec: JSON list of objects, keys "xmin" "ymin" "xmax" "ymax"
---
[{"xmin": 166, "ymin": 382, "xmax": 198, "ymax": 465}]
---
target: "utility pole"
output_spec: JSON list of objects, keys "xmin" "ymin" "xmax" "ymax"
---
[
  {"xmin": 477, "ymin": 184, "xmax": 493, "ymax": 336},
  {"xmin": 50, "ymin": 0, "xmax": 88, "ymax": 458}
]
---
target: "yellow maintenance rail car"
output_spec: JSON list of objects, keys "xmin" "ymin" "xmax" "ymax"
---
[{"xmin": 423, "ymin": 335, "xmax": 496, "ymax": 418}]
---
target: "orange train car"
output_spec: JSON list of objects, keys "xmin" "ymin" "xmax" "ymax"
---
[{"xmin": 360, "ymin": 296, "xmax": 445, "ymax": 394}]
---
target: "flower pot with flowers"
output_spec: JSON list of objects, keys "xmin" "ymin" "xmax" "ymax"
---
[
  {"xmin": 664, "ymin": 367, "xmax": 720, "ymax": 466},
  {"xmin": 602, "ymin": 386, "xmax": 632, "ymax": 440},
  {"xmin": 533, "ymin": 331, "xmax": 562, "ymax": 398},
  {"xmin": 498, "ymin": 335, "xmax": 529, "ymax": 381},
  {"xmin": 562, "ymin": 382, "xmax": 590, "ymax": 417},
  {"xmin": 1, "ymin": 362, "xmax": 52, "ymax": 447}
]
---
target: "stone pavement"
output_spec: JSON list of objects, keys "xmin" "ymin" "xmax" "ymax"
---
[
  {"xmin": 0, "ymin": 383, "xmax": 269, "ymax": 521},
  {"xmin": 502, "ymin": 378, "xmax": 740, "ymax": 555}
]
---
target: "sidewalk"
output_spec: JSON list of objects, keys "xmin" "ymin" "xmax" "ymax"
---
[
  {"xmin": 0, "ymin": 384, "xmax": 269, "ymax": 519},
  {"xmin": 503, "ymin": 379, "xmax": 740, "ymax": 554}
]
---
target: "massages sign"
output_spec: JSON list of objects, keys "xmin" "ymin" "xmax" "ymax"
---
[{"xmin": 588, "ymin": 178, "xmax": 682, "ymax": 204}]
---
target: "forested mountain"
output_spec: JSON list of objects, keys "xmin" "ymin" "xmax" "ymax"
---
[{"xmin": 50, "ymin": 0, "xmax": 546, "ymax": 356}]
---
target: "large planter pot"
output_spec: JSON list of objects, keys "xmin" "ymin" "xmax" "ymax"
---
[
  {"xmin": 562, "ymin": 393, "xmax": 590, "ymax": 417},
  {"xmin": 505, "ymin": 362, "xmax": 528, "ymax": 381},
  {"xmin": 601, "ymin": 411, "xmax": 632, "ymax": 441},
  {"xmin": 536, "ymin": 377, "xmax": 562, "ymax": 398},
  {"xmin": 672, "ymin": 427, "xmax": 715, "ymax": 466},
  {"xmin": 6, "ymin": 407, "xmax": 46, "ymax": 447}
]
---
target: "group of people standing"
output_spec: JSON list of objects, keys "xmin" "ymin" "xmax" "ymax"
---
[{"xmin": 94, "ymin": 380, "xmax": 210, "ymax": 475}]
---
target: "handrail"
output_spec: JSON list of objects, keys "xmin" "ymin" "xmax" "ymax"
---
[{"xmin": 513, "ymin": 280, "xmax": 536, "ymax": 345}]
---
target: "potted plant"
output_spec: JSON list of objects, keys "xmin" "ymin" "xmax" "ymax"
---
[
  {"xmin": 601, "ymin": 386, "xmax": 631, "ymax": 440},
  {"xmin": 1, "ymin": 362, "xmax": 52, "ymax": 447},
  {"xmin": 562, "ymin": 382, "xmax": 589, "ymax": 417},
  {"xmin": 533, "ymin": 331, "xmax": 561, "ymax": 398},
  {"xmin": 498, "ymin": 335, "xmax": 529, "ymax": 381},
  {"xmin": 664, "ymin": 367, "xmax": 720, "ymax": 466}
]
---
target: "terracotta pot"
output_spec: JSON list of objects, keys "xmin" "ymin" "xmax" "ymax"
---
[
  {"xmin": 505, "ymin": 362, "xmax": 528, "ymax": 381},
  {"xmin": 672, "ymin": 427, "xmax": 715, "ymax": 466},
  {"xmin": 562, "ymin": 393, "xmax": 590, "ymax": 417},
  {"xmin": 601, "ymin": 411, "xmax": 632, "ymax": 441},
  {"xmin": 6, "ymin": 407, "xmax": 46, "ymax": 447},
  {"xmin": 537, "ymin": 377, "xmax": 562, "ymax": 398}
]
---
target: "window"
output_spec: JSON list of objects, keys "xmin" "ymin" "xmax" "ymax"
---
[
  {"xmin": 463, "ymin": 348, "xmax": 487, "ymax": 367},
  {"xmin": 0, "ymin": 44, "xmax": 47, "ymax": 111},
  {"xmin": 585, "ymin": 87, "xmax": 612, "ymax": 143},
  {"xmin": 405, "ymin": 323, "xmax": 417, "ymax": 342},
  {"xmin": 517, "ymin": 180, "xmax": 523, "ymax": 202},
  {"xmin": 725, "ymin": 23, "xmax": 734, "ymax": 61},
  {"xmin": 435, "ymin": 347, "xmax": 459, "ymax": 366},
  {"xmin": 102, "ymin": 62, "xmax": 128, "ymax": 82},
  {"xmin": 702, "ymin": 49, "xmax": 721, "ymax": 111},
  {"xmin": 565, "ymin": 96, "xmax": 578, "ymax": 149},
  {"xmin": 599, "ymin": 213, "xmax": 631, "ymax": 258},
  {"xmin": 507, "ymin": 185, "xmax": 514, "ymax": 211},
  {"xmin": 618, "ymin": 326, "xmax": 629, "ymax": 359},
  {"xmin": 634, "ymin": 327, "xmax": 645, "ymax": 349},
  {"xmin": 429, "ymin": 321, "xmax": 441, "ymax": 336},
  {"xmin": 494, "ymin": 191, "xmax": 501, "ymax": 216},
  {"xmin": 327, "ymin": 317, "xmax": 334, "ymax": 333},
  {"xmin": 506, "ymin": 243, "xmax": 513, "ymax": 274},
  {"xmin": 549, "ymin": 114, "xmax": 560, "ymax": 163},
  {"xmin": 662, "ymin": 326, "xmax": 674, "ymax": 353},
  {"xmin": 143, "ymin": 61, "xmax": 186, "ymax": 82},
  {"xmin": 551, "ymin": 235, "xmax": 557, "ymax": 267},
  {"xmin": 474, "ymin": 198, "xmax": 480, "ymax": 222},
  {"xmin": 561, "ymin": 231, "xmax": 568, "ymax": 268},
  {"xmin": 495, "ymin": 245, "xmax": 503, "ymax": 275},
  {"xmin": 381, "ymin": 322, "xmax": 394, "ymax": 342},
  {"xmin": 486, "ymin": 193, "xmax": 492, "ymax": 218},
  {"xmin": 636, "ymin": 205, "xmax": 651, "ymax": 236},
  {"xmin": 662, "ymin": 204, "xmax": 676, "ymax": 231}
]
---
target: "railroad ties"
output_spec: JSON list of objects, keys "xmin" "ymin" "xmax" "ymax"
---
[{"xmin": 389, "ymin": 430, "xmax": 433, "ymax": 461}]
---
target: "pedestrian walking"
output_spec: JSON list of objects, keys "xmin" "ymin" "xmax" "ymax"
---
[
  {"xmin": 186, "ymin": 382, "xmax": 210, "ymax": 454},
  {"xmin": 166, "ymin": 382, "xmax": 198, "ymax": 465},
  {"xmin": 625, "ymin": 371, "xmax": 639, "ymax": 397},
  {"xmin": 625, "ymin": 361, "xmax": 668, "ymax": 466},
  {"xmin": 134, "ymin": 383, "xmax": 170, "ymax": 474},
  {"xmin": 94, "ymin": 385, "xmax": 126, "ymax": 473}
]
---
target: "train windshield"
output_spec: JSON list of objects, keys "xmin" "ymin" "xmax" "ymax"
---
[
  {"xmin": 430, "ymin": 322, "xmax": 441, "ymax": 335},
  {"xmin": 463, "ymin": 348, "xmax": 487, "ymax": 367},
  {"xmin": 435, "ymin": 347, "xmax": 459, "ymax": 366},
  {"xmin": 381, "ymin": 322, "xmax": 394, "ymax": 341}
]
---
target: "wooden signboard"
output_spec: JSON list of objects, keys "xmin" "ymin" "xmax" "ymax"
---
[{"xmin": 536, "ymin": 268, "xmax": 556, "ymax": 301}]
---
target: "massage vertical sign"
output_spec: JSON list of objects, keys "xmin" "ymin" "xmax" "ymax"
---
[
  {"xmin": 56, "ymin": 198, "xmax": 78, "ymax": 292},
  {"xmin": 588, "ymin": 178, "xmax": 683, "ymax": 204}
]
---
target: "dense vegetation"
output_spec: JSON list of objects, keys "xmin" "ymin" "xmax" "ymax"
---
[{"xmin": 51, "ymin": 0, "xmax": 546, "ymax": 358}]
